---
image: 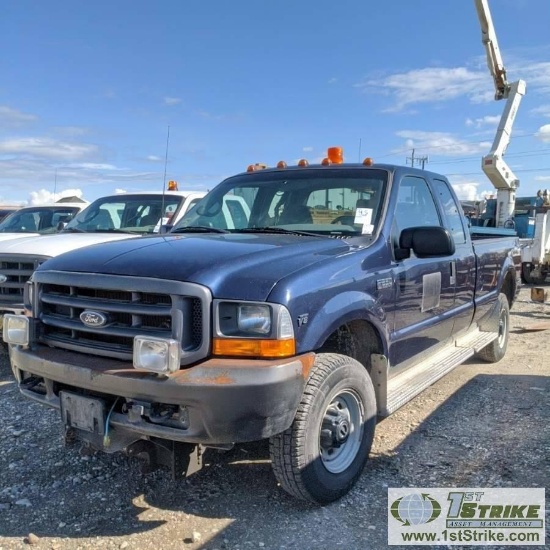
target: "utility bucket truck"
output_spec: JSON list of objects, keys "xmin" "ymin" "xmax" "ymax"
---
[{"xmin": 473, "ymin": 0, "xmax": 550, "ymax": 284}]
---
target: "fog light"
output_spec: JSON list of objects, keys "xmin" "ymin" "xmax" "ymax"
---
[
  {"xmin": 3, "ymin": 314, "xmax": 29, "ymax": 346},
  {"xmin": 133, "ymin": 336, "xmax": 180, "ymax": 374}
]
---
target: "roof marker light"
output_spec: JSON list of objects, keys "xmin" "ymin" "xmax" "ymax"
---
[
  {"xmin": 276, "ymin": 161, "xmax": 287, "ymax": 169},
  {"xmin": 297, "ymin": 159, "xmax": 309, "ymax": 167},
  {"xmin": 247, "ymin": 163, "xmax": 268, "ymax": 172},
  {"xmin": 327, "ymin": 146, "xmax": 344, "ymax": 164},
  {"xmin": 167, "ymin": 180, "xmax": 178, "ymax": 191},
  {"xmin": 321, "ymin": 157, "xmax": 332, "ymax": 166},
  {"xmin": 362, "ymin": 157, "xmax": 374, "ymax": 166}
]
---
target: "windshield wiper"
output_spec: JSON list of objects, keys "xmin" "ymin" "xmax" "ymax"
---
[
  {"xmin": 233, "ymin": 227, "xmax": 324, "ymax": 237},
  {"xmin": 61, "ymin": 227, "xmax": 86, "ymax": 233},
  {"xmin": 89, "ymin": 229, "xmax": 142, "ymax": 235},
  {"xmin": 170, "ymin": 226, "xmax": 229, "ymax": 234}
]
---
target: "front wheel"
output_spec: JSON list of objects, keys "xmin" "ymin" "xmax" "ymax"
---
[
  {"xmin": 477, "ymin": 293, "xmax": 510, "ymax": 363},
  {"xmin": 269, "ymin": 353, "xmax": 376, "ymax": 504}
]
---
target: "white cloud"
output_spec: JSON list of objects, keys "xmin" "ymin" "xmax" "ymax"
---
[
  {"xmin": 530, "ymin": 104, "xmax": 550, "ymax": 118},
  {"xmin": 0, "ymin": 137, "xmax": 98, "ymax": 161},
  {"xmin": 535, "ymin": 124, "xmax": 550, "ymax": 143},
  {"xmin": 0, "ymin": 106, "xmax": 37, "ymax": 126},
  {"xmin": 28, "ymin": 188, "xmax": 85, "ymax": 206},
  {"xmin": 451, "ymin": 183, "xmax": 479, "ymax": 201},
  {"xmin": 66, "ymin": 162, "xmax": 118, "ymax": 170},
  {"xmin": 358, "ymin": 67, "xmax": 488, "ymax": 112},
  {"xmin": 196, "ymin": 110, "xmax": 224, "ymax": 121},
  {"xmin": 328, "ymin": 78, "xmax": 337, "ymax": 84},
  {"xmin": 394, "ymin": 130, "xmax": 491, "ymax": 156},
  {"xmin": 302, "ymin": 146, "xmax": 314, "ymax": 152},
  {"xmin": 164, "ymin": 97, "xmax": 182, "ymax": 106},
  {"xmin": 358, "ymin": 59, "xmax": 550, "ymax": 112},
  {"xmin": 115, "ymin": 188, "xmax": 127, "ymax": 194},
  {"xmin": 520, "ymin": 61, "xmax": 550, "ymax": 94},
  {"xmin": 465, "ymin": 115, "xmax": 500, "ymax": 128},
  {"xmin": 450, "ymin": 181, "xmax": 494, "ymax": 201},
  {"xmin": 53, "ymin": 126, "xmax": 90, "ymax": 137},
  {"xmin": 535, "ymin": 175, "xmax": 550, "ymax": 182},
  {"xmin": 146, "ymin": 155, "xmax": 163, "ymax": 162}
]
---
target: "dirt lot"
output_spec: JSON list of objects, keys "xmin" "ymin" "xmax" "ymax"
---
[{"xmin": 0, "ymin": 286, "xmax": 548, "ymax": 550}]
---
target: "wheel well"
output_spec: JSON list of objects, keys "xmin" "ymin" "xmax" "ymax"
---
[{"xmin": 318, "ymin": 320, "xmax": 383, "ymax": 374}]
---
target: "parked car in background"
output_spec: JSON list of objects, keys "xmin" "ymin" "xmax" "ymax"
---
[
  {"xmin": 0, "ymin": 189, "xmax": 249, "ymax": 328},
  {"xmin": 0, "ymin": 201, "xmax": 87, "ymax": 243},
  {"xmin": 0, "ymin": 206, "xmax": 21, "ymax": 223}
]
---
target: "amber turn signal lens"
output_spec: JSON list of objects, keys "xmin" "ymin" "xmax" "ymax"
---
[{"xmin": 212, "ymin": 338, "xmax": 296, "ymax": 358}]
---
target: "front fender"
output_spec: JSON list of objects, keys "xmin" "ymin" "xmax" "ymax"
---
[{"xmin": 294, "ymin": 290, "xmax": 389, "ymax": 355}]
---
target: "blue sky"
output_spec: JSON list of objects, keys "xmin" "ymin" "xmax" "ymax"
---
[{"xmin": 1, "ymin": 0, "xmax": 549, "ymax": 205}]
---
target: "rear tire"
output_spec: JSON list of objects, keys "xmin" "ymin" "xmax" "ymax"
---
[
  {"xmin": 269, "ymin": 353, "xmax": 376, "ymax": 504},
  {"xmin": 477, "ymin": 293, "xmax": 510, "ymax": 363}
]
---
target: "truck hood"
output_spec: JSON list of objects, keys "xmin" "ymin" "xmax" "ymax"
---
[
  {"xmin": 40, "ymin": 233, "xmax": 356, "ymax": 301},
  {"xmin": 0, "ymin": 233, "xmax": 140, "ymax": 257},
  {"xmin": 0, "ymin": 233, "xmax": 40, "ymax": 243}
]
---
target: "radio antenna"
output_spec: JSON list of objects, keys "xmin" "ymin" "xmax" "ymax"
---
[
  {"xmin": 162, "ymin": 125, "xmax": 170, "ymax": 192},
  {"xmin": 161, "ymin": 126, "xmax": 170, "ymax": 221}
]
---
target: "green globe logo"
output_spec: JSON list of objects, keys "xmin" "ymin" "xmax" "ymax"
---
[{"xmin": 391, "ymin": 493, "xmax": 441, "ymax": 526}]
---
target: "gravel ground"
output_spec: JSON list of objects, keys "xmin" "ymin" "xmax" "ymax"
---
[{"xmin": 0, "ymin": 286, "xmax": 548, "ymax": 550}]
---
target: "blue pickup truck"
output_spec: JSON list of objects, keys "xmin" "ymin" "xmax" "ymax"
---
[{"xmin": 5, "ymin": 154, "xmax": 520, "ymax": 504}]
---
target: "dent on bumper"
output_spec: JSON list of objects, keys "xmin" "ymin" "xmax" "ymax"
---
[{"xmin": 10, "ymin": 345, "xmax": 313, "ymax": 445}]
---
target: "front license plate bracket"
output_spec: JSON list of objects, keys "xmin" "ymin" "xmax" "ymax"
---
[{"xmin": 60, "ymin": 391, "xmax": 106, "ymax": 435}]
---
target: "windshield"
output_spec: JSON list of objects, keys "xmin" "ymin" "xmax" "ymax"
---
[
  {"xmin": 173, "ymin": 168, "xmax": 388, "ymax": 237},
  {"xmin": 0, "ymin": 206, "xmax": 81, "ymax": 234},
  {"xmin": 64, "ymin": 194, "xmax": 184, "ymax": 234}
]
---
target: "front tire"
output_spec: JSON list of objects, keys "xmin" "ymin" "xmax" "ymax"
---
[
  {"xmin": 477, "ymin": 293, "xmax": 510, "ymax": 363},
  {"xmin": 269, "ymin": 353, "xmax": 376, "ymax": 504}
]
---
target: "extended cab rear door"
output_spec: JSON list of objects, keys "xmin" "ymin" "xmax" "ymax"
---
[
  {"xmin": 431, "ymin": 178, "xmax": 476, "ymax": 335},
  {"xmin": 389, "ymin": 174, "xmax": 457, "ymax": 370}
]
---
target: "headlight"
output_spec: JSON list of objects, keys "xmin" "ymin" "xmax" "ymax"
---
[
  {"xmin": 214, "ymin": 301, "xmax": 295, "ymax": 358},
  {"xmin": 237, "ymin": 304, "xmax": 271, "ymax": 335},
  {"xmin": 133, "ymin": 336, "xmax": 180, "ymax": 374},
  {"xmin": 3, "ymin": 314, "xmax": 29, "ymax": 346}
]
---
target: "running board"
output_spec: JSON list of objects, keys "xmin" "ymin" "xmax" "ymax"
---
[{"xmin": 383, "ymin": 328, "xmax": 498, "ymax": 416}]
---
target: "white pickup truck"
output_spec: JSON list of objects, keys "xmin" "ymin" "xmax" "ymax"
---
[
  {"xmin": 0, "ymin": 201, "xmax": 87, "ymax": 243},
  {"xmin": 0, "ymin": 189, "xmax": 249, "ymax": 324}
]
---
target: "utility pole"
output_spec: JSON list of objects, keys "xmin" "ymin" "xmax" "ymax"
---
[{"xmin": 406, "ymin": 149, "xmax": 429, "ymax": 169}]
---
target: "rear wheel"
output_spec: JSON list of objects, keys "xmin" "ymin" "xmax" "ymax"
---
[
  {"xmin": 477, "ymin": 293, "xmax": 510, "ymax": 363},
  {"xmin": 269, "ymin": 353, "xmax": 376, "ymax": 504}
]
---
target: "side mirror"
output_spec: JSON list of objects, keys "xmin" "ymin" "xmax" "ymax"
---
[{"xmin": 397, "ymin": 226, "xmax": 455, "ymax": 259}]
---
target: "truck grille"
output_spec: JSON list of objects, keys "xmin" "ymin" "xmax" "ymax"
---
[
  {"xmin": 33, "ymin": 272, "xmax": 211, "ymax": 363},
  {"xmin": 0, "ymin": 255, "xmax": 49, "ymax": 307}
]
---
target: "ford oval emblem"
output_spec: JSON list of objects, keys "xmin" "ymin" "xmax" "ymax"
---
[
  {"xmin": 80, "ymin": 310, "xmax": 109, "ymax": 328},
  {"xmin": 0, "ymin": 274, "xmax": 7, "ymax": 284}
]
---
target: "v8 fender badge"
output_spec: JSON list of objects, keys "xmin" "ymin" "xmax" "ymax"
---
[
  {"xmin": 80, "ymin": 310, "xmax": 109, "ymax": 328},
  {"xmin": 0, "ymin": 274, "xmax": 7, "ymax": 283}
]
